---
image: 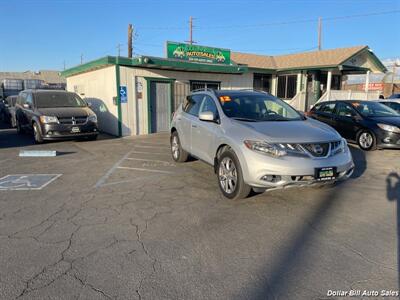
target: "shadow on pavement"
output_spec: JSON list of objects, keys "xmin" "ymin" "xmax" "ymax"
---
[
  {"xmin": 242, "ymin": 146, "xmax": 367, "ymax": 299},
  {"xmin": 0, "ymin": 121, "xmax": 116, "ymax": 150},
  {"xmin": 349, "ymin": 144, "xmax": 367, "ymax": 179},
  {"xmin": 386, "ymin": 172, "xmax": 400, "ymax": 289}
]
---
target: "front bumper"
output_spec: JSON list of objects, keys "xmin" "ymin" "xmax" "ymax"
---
[
  {"xmin": 39, "ymin": 122, "xmax": 99, "ymax": 140},
  {"xmin": 376, "ymin": 130, "xmax": 400, "ymax": 149},
  {"xmin": 239, "ymin": 145, "xmax": 355, "ymax": 189}
]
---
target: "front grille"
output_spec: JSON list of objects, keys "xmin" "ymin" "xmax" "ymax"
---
[
  {"xmin": 302, "ymin": 143, "xmax": 330, "ymax": 157},
  {"xmin": 58, "ymin": 116, "xmax": 87, "ymax": 125}
]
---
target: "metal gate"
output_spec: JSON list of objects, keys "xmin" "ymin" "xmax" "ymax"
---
[{"xmin": 150, "ymin": 81, "xmax": 170, "ymax": 133}]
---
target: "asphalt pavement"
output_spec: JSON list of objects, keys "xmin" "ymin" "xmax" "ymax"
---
[{"xmin": 0, "ymin": 123, "xmax": 399, "ymax": 300}]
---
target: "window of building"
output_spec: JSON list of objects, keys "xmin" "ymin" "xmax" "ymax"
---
[
  {"xmin": 277, "ymin": 75, "xmax": 297, "ymax": 99},
  {"xmin": 253, "ymin": 74, "xmax": 271, "ymax": 92},
  {"xmin": 190, "ymin": 81, "xmax": 220, "ymax": 91}
]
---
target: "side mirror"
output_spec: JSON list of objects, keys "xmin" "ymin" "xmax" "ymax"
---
[{"xmin": 199, "ymin": 111, "xmax": 216, "ymax": 122}]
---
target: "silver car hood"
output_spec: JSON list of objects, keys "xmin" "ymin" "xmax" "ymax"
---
[{"xmin": 234, "ymin": 119, "xmax": 340, "ymax": 143}]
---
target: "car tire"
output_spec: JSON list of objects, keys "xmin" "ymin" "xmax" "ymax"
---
[
  {"xmin": 16, "ymin": 119, "xmax": 24, "ymax": 134},
  {"xmin": 217, "ymin": 149, "xmax": 251, "ymax": 200},
  {"xmin": 357, "ymin": 130, "xmax": 376, "ymax": 151},
  {"xmin": 170, "ymin": 131, "xmax": 189, "ymax": 162},
  {"xmin": 33, "ymin": 122, "xmax": 44, "ymax": 144}
]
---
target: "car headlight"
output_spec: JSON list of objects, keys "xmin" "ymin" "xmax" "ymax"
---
[
  {"xmin": 88, "ymin": 114, "xmax": 97, "ymax": 122},
  {"xmin": 39, "ymin": 116, "xmax": 59, "ymax": 124},
  {"xmin": 377, "ymin": 123, "xmax": 400, "ymax": 133},
  {"xmin": 244, "ymin": 140, "xmax": 287, "ymax": 157}
]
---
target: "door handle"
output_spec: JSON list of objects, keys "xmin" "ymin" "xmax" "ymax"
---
[{"xmin": 191, "ymin": 124, "xmax": 197, "ymax": 128}]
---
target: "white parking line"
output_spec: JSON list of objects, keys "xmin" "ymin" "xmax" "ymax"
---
[
  {"xmin": 95, "ymin": 151, "xmax": 133, "ymax": 188},
  {"xmin": 125, "ymin": 157, "xmax": 173, "ymax": 164},
  {"xmin": 134, "ymin": 145, "xmax": 169, "ymax": 149},
  {"xmin": 117, "ymin": 166, "xmax": 174, "ymax": 174},
  {"xmin": 130, "ymin": 150, "xmax": 170, "ymax": 155}
]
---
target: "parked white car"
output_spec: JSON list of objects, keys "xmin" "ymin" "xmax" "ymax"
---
[{"xmin": 170, "ymin": 89, "xmax": 354, "ymax": 199}]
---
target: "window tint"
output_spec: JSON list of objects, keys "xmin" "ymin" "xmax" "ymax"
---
[
  {"xmin": 385, "ymin": 102, "xmax": 400, "ymax": 113},
  {"xmin": 183, "ymin": 94, "xmax": 204, "ymax": 117},
  {"xmin": 336, "ymin": 102, "xmax": 356, "ymax": 117},
  {"xmin": 320, "ymin": 103, "xmax": 336, "ymax": 114},
  {"xmin": 218, "ymin": 93, "xmax": 301, "ymax": 121},
  {"xmin": 35, "ymin": 92, "xmax": 86, "ymax": 108},
  {"xmin": 199, "ymin": 96, "xmax": 218, "ymax": 117},
  {"xmin": 26, "ymin": 93, "xmax": 33, "ymax": 107},
  {"xmin": 312, "ymin": 103, "xmax": 322, "ymax": 111}
]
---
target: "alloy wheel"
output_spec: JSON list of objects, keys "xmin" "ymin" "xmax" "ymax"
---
[
  {"xmin": 171, "ymin": 136, "xmax": 179, "ymax": 159},
  {"xmin": 219, "ymin": 157, "xmax": 237, "ymax": 194},
  {"xmin": 359, "ymin": 132, "xmax": 373, "ymax": 149}
]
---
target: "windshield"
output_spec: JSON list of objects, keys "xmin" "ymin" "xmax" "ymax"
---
[
  {"xmin": 351, "ymin": 101, "xmax": 399, "ymax": 117},
  {"xmin": 35, "ymin": 92, "xmax": 86, "ymax": 108},
  {"xmin": 218, "ymin": 93, "xmax": 302, "ymax": 121}
]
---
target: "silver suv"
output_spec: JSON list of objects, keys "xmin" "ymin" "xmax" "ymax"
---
[{"xmin": 170, "ymin": 90, "xmax": 354, "ymax": 199}]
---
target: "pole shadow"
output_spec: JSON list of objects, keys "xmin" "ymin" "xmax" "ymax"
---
[
  {"xmin": 386, "ymin": 172, "xmax": 400, "ymax": 289},
  {"xmin": 240, "ymin": 147, "xmax": 367, "ymax": 299}
]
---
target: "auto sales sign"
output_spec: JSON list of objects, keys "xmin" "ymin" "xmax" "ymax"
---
[{"xmin": 166, "ymin": 41, "xmax": 231, "ymax": 65}]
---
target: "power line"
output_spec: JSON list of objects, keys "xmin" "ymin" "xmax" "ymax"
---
[{"xmin": 135, "ymin": 9, "xmax": 400, "ymax": 31}]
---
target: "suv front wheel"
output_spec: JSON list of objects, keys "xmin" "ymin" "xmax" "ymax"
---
[
  {"xmin": 217, "ymin": 149, "xmax": 251, "ymax": 200},
  {"xmin": 33, "ymin": 122, "xmax": 44, "ymax": 144}
]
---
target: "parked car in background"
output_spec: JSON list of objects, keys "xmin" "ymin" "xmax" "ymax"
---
[
  {"xmin": 170, "ymin": 90, "xmax": 354, "ymax": 199},
  {"xmin": 5, "ymin": 95, "xmax": 18, "ymax": 127},
  {"xmin": 308, "ymin": 100, "xmax": 400, "ymax": 151},
  {"xmin": 388, "ymin": 93, "xmax": 400, "ymax": 99},
  {"xmin": 376, "ymin": 99, "xmax": 400, "ymax": 114},
  {"xmin": 0, "ymin": 99, "xmax": 7, "ymax": 122},
  {"xmin": 15, "ymin": 90, "xmax": 99, "ymax": 143}
]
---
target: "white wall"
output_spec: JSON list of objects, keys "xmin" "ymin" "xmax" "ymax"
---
[
  {"xmin": 66, "ymin": 66, "xmax": 118, "ymax": 136},
  {"xmin": 119, "ymin": 66, "xmax": 254, "ymax": 135}
]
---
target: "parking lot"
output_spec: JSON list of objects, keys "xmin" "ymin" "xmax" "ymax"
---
[{"xmin": 0, "ymin": 123, "xmax": 399, "ymax": 299}]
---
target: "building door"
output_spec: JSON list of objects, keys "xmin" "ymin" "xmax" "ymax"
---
[{"xmin": 150, "ymin": 81, "xmax": 170, "ymax": 133}]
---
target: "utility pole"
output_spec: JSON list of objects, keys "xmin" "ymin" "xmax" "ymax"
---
[
  {"xmin": 117, "ymin": 43, "xmax": 122, "ymax": 57},
  {"xmin": 391, "ymin": 63, "xmax": 399, "ymax": 95},
  {"xmin": 128, "ymin": 24, "xmax": 133, "ymax": 58},
  {"xmin": 80, "ymin": 54, "xmax": 83, "ymax": 64},
  {"xmin": 185, "ymin": 16, "xmax": 196, "ymax": 45},
  {"xmin": 318, "ymin": 17, "xmax": 322, "ymax": 51},
  {"xmin": 63, "ymin": 60, "xmax": 66, "ymax": 70}
]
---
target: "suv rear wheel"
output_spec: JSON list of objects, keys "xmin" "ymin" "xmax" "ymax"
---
[
  {"xmin": 170, "ymin": 131, "xmax": 189, "ymax": 162},
  {"xmin": 16, "ymin": 119, "xmax": 23, "ymax": 134},
  {"xmin": 217, "ymin": 149, "xmax": 251, "ymax": 200}
]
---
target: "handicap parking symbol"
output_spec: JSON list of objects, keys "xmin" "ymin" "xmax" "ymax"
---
[
  {"xmin": 0, "ymin": 174, "xmax": 62, "ymax": 190},
  {"xmin": 120, "ymin": 86, "xmax": 127, "ymax": 103}
]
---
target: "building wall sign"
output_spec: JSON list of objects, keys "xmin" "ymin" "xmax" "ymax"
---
[{"xmin": 166, "ymin": 41, "xmax": 231, "ymax": 65}]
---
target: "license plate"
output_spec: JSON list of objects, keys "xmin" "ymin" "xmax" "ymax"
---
[
  {"xmin": 315, "ymin": 167, "xmax": 336, "ymax": 181},
  {"xmin": 71, "ymin": 127, "xmax": 80, "ymax": 133}
]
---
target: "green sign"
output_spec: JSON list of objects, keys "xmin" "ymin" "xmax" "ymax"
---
[{"xmin": 166, "ymin": 41, "xmax": 231, "ymax": 65}]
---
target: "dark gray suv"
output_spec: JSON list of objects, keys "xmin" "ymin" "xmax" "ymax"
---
[{"xmin": 15, "ymin": 90, "xmax": 99, "ymax": 143}]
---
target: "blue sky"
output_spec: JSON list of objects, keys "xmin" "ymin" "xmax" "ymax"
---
[{"xmin": 0, "ymin": 0, "xmax": 399, "ymax": 71}]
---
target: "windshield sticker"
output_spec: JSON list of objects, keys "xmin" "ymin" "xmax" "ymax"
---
[{"xmin": 219, "ymin": 96, "xmax": 231, "ymax": 102}]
